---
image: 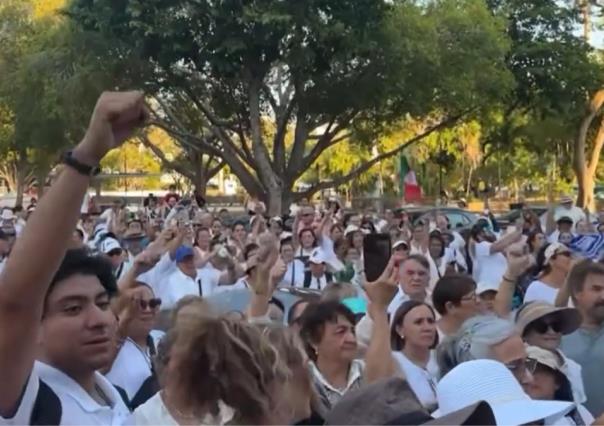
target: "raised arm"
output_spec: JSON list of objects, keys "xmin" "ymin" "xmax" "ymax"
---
[
  {"xmin": 490, "ymin": 228, "xmax": 522, "ymax": 254},
  {"xmin": 494, "ymin": 244, "xmax": 531, "ymax": 318},
  {"xmin": 363, "ymin": 256, "xmax": 402, "ymax": 383},
  {"xmin": 0, "ymin": 91, "xmax": 146, "ymax": 416}
]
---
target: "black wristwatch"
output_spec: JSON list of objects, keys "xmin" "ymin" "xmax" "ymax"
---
[{"xmin": 62, "ymin": 151, "xmax": 100, "ymax": 176}]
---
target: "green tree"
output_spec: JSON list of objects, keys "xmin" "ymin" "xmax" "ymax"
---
[{"xmin": 69, "ymin": 0, "xmax": 513, "ymax": 214}]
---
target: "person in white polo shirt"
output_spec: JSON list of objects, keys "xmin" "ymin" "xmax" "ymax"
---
[{"xmin": 0, "ymin": 91, "xmax": 143, "ymax": 425}]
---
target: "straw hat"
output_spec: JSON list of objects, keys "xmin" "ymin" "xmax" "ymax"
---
[
  {"xmin": 515, "ymin": 301, "xmax": 582, "ymax": 337},
  {"xmin": 434, "ymin": 359, "xmax": 573, "ymax": 425}
]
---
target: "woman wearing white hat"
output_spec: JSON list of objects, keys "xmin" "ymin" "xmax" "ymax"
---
[
  {"xmin": 516, "ymin": 302, "xmax": 587, "ymax": 407},
  {"xmin": 434, "ymin": 359, "xmax": 575, "ymax": 425},
  {"xmin": 524, "ymin": 243, "xmax": 573, "ymax": 305},
  {"xmin": 524, "ymin": 345, "xmax": 594, "ymax": 425}
]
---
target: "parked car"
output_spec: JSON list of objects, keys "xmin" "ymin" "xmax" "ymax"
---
[
  {"xmin": 395, "ymin": 207, "xmax": 479, "ymax": 230},
  {"xmin": 495, "ymin": 205, "xmax": 548, "ymax": 230}
]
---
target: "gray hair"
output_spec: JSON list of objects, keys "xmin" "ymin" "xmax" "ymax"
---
[{"xmin": 437, "ymin": 315, "xmax": 515, "ymax": 377}]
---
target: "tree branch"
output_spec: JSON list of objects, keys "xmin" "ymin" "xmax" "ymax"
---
[
  {"xmin": 293, "ymin": 113, "xmax": 466, "ymax": 200},
  {"xmin": 138, "ymin": 135, "xmax": 194, "ymax": 180}
]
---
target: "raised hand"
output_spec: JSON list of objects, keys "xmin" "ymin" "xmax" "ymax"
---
[{"xmin": 75, "ymin": 91, "xmax": 148, "ymax": 166}]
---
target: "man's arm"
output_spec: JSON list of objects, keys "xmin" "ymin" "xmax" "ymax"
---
[
  {"xmin": 489, "ymin": 228, "xmax": 522, "ymax": 254},
  {"xmin": 0, "ymin": 91, "xmax": 146, "ymax": 416}
]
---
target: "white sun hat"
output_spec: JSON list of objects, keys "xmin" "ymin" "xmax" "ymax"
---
[{"xmin": 434, "ymin": 359, "xmax": 574, "ymax": 425}]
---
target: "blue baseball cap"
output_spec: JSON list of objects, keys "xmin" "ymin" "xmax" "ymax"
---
[
  {"xmin": 342, "ymin": 297, "xmax": 367, "ymax": 315},
  {"xmin": 174, "ymin": 245, "xmax": 194, "ymax": 263}
]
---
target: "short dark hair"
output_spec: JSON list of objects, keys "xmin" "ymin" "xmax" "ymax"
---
[
  {"xmin": 568, "ymin": 260, "xmax": 604, "ymax": 302},
  {"xmin": 390, "ymin": 300, "xmax": 438, "ymax": 350},
  {"xmin": 299, "ymin": 301, "xmax": 356, "ymax": 361},
  {"xmin": 401, "ymin": 254, "xmax": 430, "ymax": 271},
  {"xmin": 432, "ymin": 274, "xmax": 477, "ymax": 315},
  {"xmin": 244, "ymin": 243, "xmax": 259, "ymax": 261},
  {"xmin": 46, "ymin": 248, "xmax": 117, "ymax": 310}
]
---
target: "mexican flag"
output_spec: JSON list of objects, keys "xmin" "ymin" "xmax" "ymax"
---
[{"xmin": 399, "ymin": 154, "xmax": 422, "ymax": 202}]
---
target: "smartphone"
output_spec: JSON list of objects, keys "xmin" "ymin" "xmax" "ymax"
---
[{"xmin": 363, "ymin": 233, "xmax": 392, "ymax": 282}]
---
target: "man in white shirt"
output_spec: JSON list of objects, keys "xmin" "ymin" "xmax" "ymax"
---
[
  {"xmin": 100, "ymin": 237, "xmax": 131, "ymax": 281},
  {"xmin": 554, "ymin": 196, "xmax": 586, "ymax": 229},
  {"xmin": 303, "ymin": 248, "xmax": 334, "ymax": 290},
  {"xmin": 387, "ymin": 254, "xmax": 432, "ymax": 316},
  {"xmin": 0, "ymin": 91, "xmax": 142, "ymax": 424},
  {"xmin": 470, "ymin": 222, "xmax": 521, "ymax": 287}
]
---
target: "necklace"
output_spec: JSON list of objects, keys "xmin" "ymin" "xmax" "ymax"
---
[{"xmin": 126, "ymin": 337, "xmax": 152, "ymax": 370}]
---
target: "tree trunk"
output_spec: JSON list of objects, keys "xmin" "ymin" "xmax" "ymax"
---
[
  {"xmin": 35, "ymin": 165, "xmax": 49, "ymax": 199},
  {"xmin": 574, "ymin": 91, "xmax": 604, "ymax": 210},
  {"xmin": 15, "ymin": 166, "xmax": 26, "ymax": 207}
]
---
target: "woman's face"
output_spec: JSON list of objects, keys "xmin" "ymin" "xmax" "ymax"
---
[
  {"xmin": 551, "ymin": 250, "xmax": 572, "ymax": 274},
  {"xmin": 331, "ymin": 226, "xmax": 343, "ymax": 242},
  {"xmin": 523, "ymin": 316, "xmax": 562, "ymax": 351},
  {"xmin": 234, "ymin": 224, "xmax": 247, "ymax": 241},
  {"xmin": 396, "ymin": 305, "xmax": 436, "ymax": 349},
  {"xmin": 300, "ymin": 230, "xmax": 315, "ymax": 249},
  {"xmin": 352, "ymin": 231, "xmax": 364, "ymax": 249},
  {"xmin": 532, "ymin": 233, "xmax": 546, "ymax": 252},
  {"xmin": 428, "ymin": 238, "xmax": 443, "ymax": 259},
  {"xmin": 129, "ymin": 286, "xmax": 159, "ymax": 338},
  {"xmin": 523, "ymin": 365, "xmax": 559, "ymax": 400},
  {"xmin": 212, "ymin": 220, "xmax": 223, "ymax": 236},
  {"xmin": 345, "ymin": 248, "xmax": 360, "ymax": 263}
]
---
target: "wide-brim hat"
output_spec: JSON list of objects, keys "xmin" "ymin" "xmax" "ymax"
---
[
  {"xmin": 515, "ymin": 301, "xmax": 582, "ymax": 336},
  {"xmin": 434, "ymin": 359, "xmax": 573, "ymax": 426}
]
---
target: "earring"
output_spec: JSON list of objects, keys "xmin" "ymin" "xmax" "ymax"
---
[{"xmin": 398, "ymin": 333, "xmax": 405, "ymax": 339}]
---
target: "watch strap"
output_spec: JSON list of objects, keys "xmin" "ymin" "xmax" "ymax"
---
[{"xmin": 62, "ymin": 151, "xmax": 100, "ymax": 176}]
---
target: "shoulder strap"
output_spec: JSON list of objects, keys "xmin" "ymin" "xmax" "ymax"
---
[
  {"xmin": 326, "ymin": 272, "xmax": 333, "ymax": 283},
  {"xmin": 30, "ymin": 379, "xmax": 62, "ymax": 425},
  {"xmin": 303, "ymin": 271, "xmax": 312, "ymax": 288},
  {"xmin": 113, "ymin": 385, "xmax": 132, "ymax": 412},
  {"xmin": 197, "ymin": 278, "xmax": 203, "ymax": 297}
]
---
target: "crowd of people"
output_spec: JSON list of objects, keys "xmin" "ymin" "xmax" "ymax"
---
[{"xmin": 1, "ymin": 91, "xmax": 604, "ymax": 425}]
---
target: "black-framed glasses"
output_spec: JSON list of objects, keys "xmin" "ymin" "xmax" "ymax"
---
[
  {"xmin": 505, "ymin": 357, "xmax": 537, "ymax": 376},
  {"xmin": 139, "ymin": 298, "xmax": 161, "ymax": 310},
  {"xmin": 530, "ymin": 318, "xmax": 563, "ymax": 334}
]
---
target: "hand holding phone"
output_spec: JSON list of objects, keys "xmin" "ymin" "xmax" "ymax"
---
[{"xmin": 363, "ymin": 233, "xmax": 392, "ymax": 282}]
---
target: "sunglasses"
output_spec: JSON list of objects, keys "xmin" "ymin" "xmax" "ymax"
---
[
  {"xmin": 139, "ymin": 298, "xmax": 162, "ymax": 310},
  {"xmin": 107, "ymin": 249, "xmax": 123, "ymax": 257},
  {"xmin": 530, "ymin": 318, "xmax": 563, "ymax": 334},
  {"xmin": 505, "ymin": 357, "xmax": 537, "ymax": 376}
]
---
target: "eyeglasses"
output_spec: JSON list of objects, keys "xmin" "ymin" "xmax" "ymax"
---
[
  {"xmin": 530, "ymin": 318, "xmax": 563, "ymax": 334},
  {"xmin": 107, "ymin": 249, "xmax": 123, "ymax": 257},
  {"xmin": 139, "ymin": 298, "xmax": 162, "ymax": 310},
  {"xmin": 460, "ymin": 292, "xmax": 477, "ymax": 302},
  {"xmin": 505, "ymin": 357, "xmax": 537, "ymax": 376}
]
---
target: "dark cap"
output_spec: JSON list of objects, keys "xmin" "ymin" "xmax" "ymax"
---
[{"xmin": 556, "ymin": 216, "xmax": 574, "ymax": 225}]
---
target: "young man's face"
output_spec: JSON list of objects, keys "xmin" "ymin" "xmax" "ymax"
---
[
  {"xmin": 40, "ymin": 274, "xmax": 116, "ymax": 375},
  {"xmin": 575, "ymin": 273, "xmax": 604, "ymax": 325}
]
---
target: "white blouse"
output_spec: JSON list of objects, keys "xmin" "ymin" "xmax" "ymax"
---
[{"xmin": 392, "ymin": 350, "xmax": 439, "ymax": 410}]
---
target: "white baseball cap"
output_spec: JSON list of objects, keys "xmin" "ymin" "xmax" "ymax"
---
[
  {"xmin": 434, "ymin": 359, "xmax": 573, "ymax": 425},
  {"xmin": 309, "ymin": 248, "xmax": 327, "ymax": 264},
  {"xmin": 100, "ymin": 237, "xmax": 122, "ymax": 254}
]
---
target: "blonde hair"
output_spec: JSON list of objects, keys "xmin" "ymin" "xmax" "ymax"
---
[{"xmin": 169, "ymin": 313, "xmax": 288, "ymax": 423}]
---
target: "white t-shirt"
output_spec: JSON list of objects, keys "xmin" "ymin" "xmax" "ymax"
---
[
  {"xmin": 554, "ymin": 207, "xmax": 586, "ymax": 230},
  {"xmin": 392, "ymin": 351, "xmax": 439, "ymax": 409},
  {"xmin": 277, "ymin": 259, "xmax": 305, "ymax": 288},
  {"xmin": 156, "ymin": 268, "xmax": 214, "ymax": 310},
  {"xmin": 524, "ymin": 280, "xmax": 559, "ymax": 305},
  {"xmin": 0, "ymin": 361, "xmax": 130, "ymax": 425},
  {"xmin": 129, "ymin": 392, "xmax": 234, "ymax": 426},
  {"xmin": 473, "ymin": 241, "xmax": 507, "ymax": 286},
  {"xmin": 136, "ymin": 253, "xmax": 176, "ymax": 295},
  {"xmin": 106, "ymin": 330, "xmax": 164, "ymax": 400}
]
